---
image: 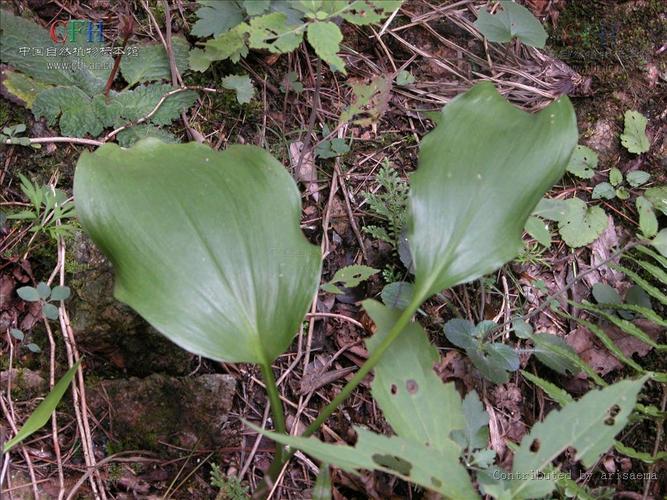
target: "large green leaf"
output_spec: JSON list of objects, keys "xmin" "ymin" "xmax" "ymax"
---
[
  {"xmin": 74, "ymin": 139, "xmax": 321, "ymax": 365},
  {"xmin": 408, "ymin": 82, "xmax": 577, "ymax": 303},
  {"xmin": 511, "ymin": 377, "xmax": 646, "ymax": 498}
]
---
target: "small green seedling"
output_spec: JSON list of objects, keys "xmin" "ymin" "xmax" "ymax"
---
[
  {"xmin": 0, "ymin": 123, "xmax": 37, "ymax": 148},
  {"xmin": 10, "ymin": 327, "xmax": 41, "ymax": 353},
  {"xmin": 280, "ymin": 71, "xmax": 304, "ymax": 94},
  {"xmin": 17, "ymin": 282, "xmax": 71, "ymax": 320},
  {"xmin": 444, "ymin": 319, "xmax": 520, "ymax": 384},
  {"xmin": 7, "ymin": 174, "xmax": 77, "ymax": 241},
  {"xmin": 592, "ymin": 167, "xmax": 651, "ymax": 201}
]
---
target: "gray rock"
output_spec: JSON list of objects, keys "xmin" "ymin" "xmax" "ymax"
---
[
  {"xmin": 0, "ymin": 368, "xmax": 47, "ymax": 400},
  {"xmin": 68, "ymin": 233, "xmax": 192, "ymax": 376},
  {"xmin": 87, "ymin": 373, "xmax": 236, "ymax": 452}
]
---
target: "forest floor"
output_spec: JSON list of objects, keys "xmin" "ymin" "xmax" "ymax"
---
[{"xmin": 1, "ymin": 0, "xmax": 666, "ymax": 499}]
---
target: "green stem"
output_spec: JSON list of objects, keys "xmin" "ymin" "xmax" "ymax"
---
[
  {"xmin": 302, "ymin": 301, "xmax": 418, "ymax": 437},
  {"xmin": 260, "ymin": 362, "xmax": 287, "ymax": 463},
  {"xmin": 260, "ymin": 299, "xmax": 421, "ymax": 487}
]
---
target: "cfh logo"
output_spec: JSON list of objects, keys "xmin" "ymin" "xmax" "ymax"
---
[{"xmin": 49, "ymin": 20, "xmax": 104, "ymax": 44}]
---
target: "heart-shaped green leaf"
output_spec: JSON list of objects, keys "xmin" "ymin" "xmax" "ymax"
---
[
  {"xmin": 408, "ymin": 82, "xmax": 577, "ymax": 303},
  {"xmin": 74, "ymin": 139, "xmax": 321, "ymax": 365},
  {"xmin": 474, "ymin": 1, "xmax": 548, "ymax": 48}
]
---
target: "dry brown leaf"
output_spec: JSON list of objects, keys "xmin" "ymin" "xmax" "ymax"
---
[
  {"xmin": 566, "ymin": 320, "xmax": 662, "ymax": 377},
  {"xmin": 289, "ymin": 141, "xmax": 319, "ymax": 202}
]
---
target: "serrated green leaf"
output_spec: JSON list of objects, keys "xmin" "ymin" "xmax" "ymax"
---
[
  {"xmin": 243, "ymin": 0, "xmax": 271, "ymax": 16},
  {"xmin": 340, "ymin": 1, "xmax": 385, "ymax": 25},
  {"xmin": 566, "ymin": 145, "xmax": 598, "ymax": 179},
  {"xmin": 620, "ymin": 110, "xmax": 650, "ymax": 154},
  {"xmin": 636, "ymin": 196, "xmax": 657, "ymax": 238},
  {"xmin": 625, "ymin": 255, "xmax": 667, "ymax": 288},
  {"xmin": 190, "ymin": 24, "xmax": 250, "ymax": 71},
  {"xmin": 74, "ymin": 139, "xmax": 321, "ymax": 365},
  {"xmin": 247, "ymin": 12, "xmax": 304, "ymax": 53},
  {"xmin": 381, "ymin": 281, "xmax": 415, "ymax": 310},
  {"xmin": 116, "ymin": 124, "xmax": 178, "ymax": 147},
  {"xmin": 120, "ymin": 36, "xmax": 190, "ymax": 86},
  {"xmin": 0, "ymin": 67, "xmax": 52, "ymax": 108},
  {"xmin": 474, "ymin": 1, "xmax": 547, "ymax": 48},
  {"xmin": 626, "ymin": 170, "xmax": 650, "ymax": 188},
  {"xmin": 409, "ymin": 83, "xmax": 577, "ymax": 302},
  {"xmin": 525, "ymin": 216, "xmax": 551, "ymax": 247},
  {"xmin": 644, "ymin": 186, "xmax": 667, "ymax": 216},
  {"xmin": 17, "ymin": 286, "xmax": 40, "ymax": 302},
  {"xmin": 511, "ymin": 377, "xmax": 646, "ymax": 498},
  {"xmin": 33, "ymin": 86, "xmax": 104, "ymax": 137},
  {"xmin": 93, "ymin": 84, "xmax": 197, "ymax": 128},
  {"xmin": 0, "ymin": 10, "xmax": 112, "ymax": 95},
  {"xmin": 307, "ymin": 22, "xmax": 345, "ymax": 73},
  {"xmin": 592, "ymin": 182, "xmax": 616, "ymax": 200},
  {"xmin": 191, "ymin": 0, "xmax": 245, "ymax": 38},
  {"xmin": 589, "ymin": 302, "xmax": 666, "ymax": 327},
  {"xmin": 221, "ymin": 74, "xmax": 255, "ymax": 104},
  {"xmin": 531, "ymin": 333, "xmax": 580, "ymax": 375},
  {"xmin": 557, "ymin": 198, "xmax": 607, "ymax": 248},
  {"xmin": 3, "ymin": 360, "xmax": 80, "ymax": 453},
  {"xmin": 521, "ymin": 370, "xmax": 574, "ymax": 407},
  {"xmin": 635, "ymin": 244, "xmax": 667, "ymax": 269},
  {"xmin": 188, "ymin": 48, "xmax": 213, "ymax": 72}
]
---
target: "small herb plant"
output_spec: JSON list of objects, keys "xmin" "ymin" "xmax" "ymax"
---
[
  {"xmin": 10, "ymin": 328, "xmax": 42, "ymax": 353},
  {"xmin": 210, "ymin": 464, "xmax": 249, "ymax": 500},
  {"xmin": 17, "ymin": 281, "xmax": 71, "ymax": 320},
  {"xmin": 7, "ymin": 174, "xmax": 77, "ymax": 241},
  {"xmin": 362, "ymin": 161, "xmax": 409, "ymax": 249},
  {"xmin": 0, "ymin": 123, "xmax": 36, "ymax": 147}
]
